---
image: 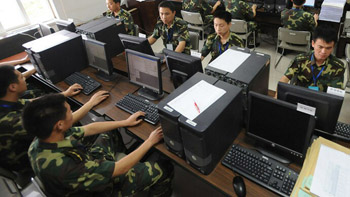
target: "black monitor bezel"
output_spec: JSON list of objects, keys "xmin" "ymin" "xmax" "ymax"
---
[
  {"xmin": 56, "ymin": 19, "xmax": 76, "ymax": 32},
  {"xmin": 277, "ymin": 82, "xmax": 344, "ymax": 134},
  {"xmin": 125, "ymin": 49, "xmax": 163, "ymax": 95},
  {"xmin": 118, "ymin": 33, "xmax": 155, "ymax": 56},
  {"xmin": 247, "ymin": 91, "xmax": 315, "ymax": 159}
]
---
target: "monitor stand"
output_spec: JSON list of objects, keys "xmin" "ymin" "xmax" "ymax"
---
[
  {"xmin": 138, "ymin": 88, "xmax": 164, "ymax": 101},
  {"xmin": 255, "ymin": 146, "xmax": 291, "ymax": 164},
  {"xmin": 95, "ymin": 70, "xmax": 117, "ymax": 82}
]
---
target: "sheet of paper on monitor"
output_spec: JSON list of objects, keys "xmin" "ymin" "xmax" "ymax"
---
[
  {"xmin": 310, "ymin": 144, "xmax": 350, "ymax": 197},
  {"xmin": 167, "ymin": 80, "xmax": 226, "ymax": 120},
  {"xmin": 208, "ymin": 48, "xmax": 250, "ymax": 73},
  {"xmin": 319, "ymin": 0, "xmax": 346, "ymax": 23}
]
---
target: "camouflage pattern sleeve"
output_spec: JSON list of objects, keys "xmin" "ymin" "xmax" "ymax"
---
[
  {"xmin": 304, "ymin": 12, "xmax": 316, "ymax": 32},
  {"xmin": 201, "ymin": 34, "xmax": 216, "ymax": 58},
  {"xmin": 284, "ymin": 54, "xmax": 302, "ymax": 80},
  {"xmin": 151, "ymin": 20, "xmax": 162, "ymax": 39},
  {"xmin": 323, "ymin": 57, "xmax": 345, "ymax": 89},
  {"xmin": 239, "ymin": 1, "xmax": 254, "ymax": 20},
  {"xmin": 120, "ymin": 9, "xmax": 135, "ymax": 36},
  {"xmin": 201, "ymin": 0, "xmax": 213, "ymax": 15}
]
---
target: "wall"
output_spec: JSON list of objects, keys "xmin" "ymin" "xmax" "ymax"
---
[{"xmin": 50, "ymin": 0, "xmax": 107, "ymax": 25}]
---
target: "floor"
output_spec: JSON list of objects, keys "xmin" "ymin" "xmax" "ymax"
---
[{"xmin": 149, "ymin": 31, "xmax": 350, "ymax": 196}]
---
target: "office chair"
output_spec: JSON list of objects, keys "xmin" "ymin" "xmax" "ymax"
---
[
  {"xmin": 29, "ymin": 177, "xmax": 46, "ymax": 197},
  {"xmin": 181, "ymin": 10, "xmax": 209, "ymax": 40},
  {"xmin": 230, "ymin": 19, "xmax": 255, "ymax": 50},
  {"xmin": 275, "ymin": 27, "xmax": 311, "ymax": 68},
  {"xmin": 189, "ymin": 31, "xmax": 200, "ymax": 52}
]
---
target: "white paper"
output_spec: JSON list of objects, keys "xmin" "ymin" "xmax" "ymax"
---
[
  {"xmin": 327, "ymin": 87, "xmax": 345, "ymax": 98},
  {"xmin": 190, "ymin": 50, "xmax": 201, "ymax": 58},
  {"xmin": 310, "ymin": 145, "xmax": 350, "ymax": 197},
  {"xmin": 319, "ymin": 0, "xmax": 346, "ymax": 23},
  {"xmin": 167, "ymin": 80, "xmax": 226, "ymax": 120},
  {"xmin": 296, "ymin": 103, "xmax": 316, "ymax": 116},
  {"xmin": 208, "ymin": 48, "xmax": 250, "ymax": 73}
]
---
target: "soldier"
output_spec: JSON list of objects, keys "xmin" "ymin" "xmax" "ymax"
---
[
  {"xmin": 279, "ymin": 25, "xmax": 345, "ymax": 92},
  {"xmin": 201, "ymin": 11, "xmax": 244, "ymax": 62},
  {"xmin": 106, "ymin": 0, "xmax": 135, "ymax": 36},
  {"xmin": 148, "ymin": 1, "xmax": 192, "ymax": 54},
  {"xmin": 182, "ymin": 0, "xmax": 222, "ymax": 27},
  {"xmin": 281, "ymin": 0, "xmax": 318, "ymax": 31},
  {"xmin": 0, "ymin": 65, "xmax": 108, "ymax": 175},
  {"xmin": 224, "ymin": 0, "xmax": 258, "ymax": 33},
  {"xmin": 23, "ymin": 94, "xmax": 173, "ymax": 196}
]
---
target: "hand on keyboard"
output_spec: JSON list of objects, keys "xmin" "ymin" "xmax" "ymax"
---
[
  {"xmin": 86, "ymin": 90, "xmax": 110, "ymax": 107},
  {"xmin": 125, "ymin": 111, "xmax": 146, "ymax": 126},
  {"xmin": 62, "ymin": 83, "xmax": 83, "ymax": 97}
]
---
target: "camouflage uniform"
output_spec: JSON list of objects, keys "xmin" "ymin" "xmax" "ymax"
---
[
  {"xmin": 106, "ymin": 9, "xmax": 135, "ymax": 36},
  {"xmin": 0, "ymin": 99, "xmax": 33, "ymax": 173},
  {"xmin": 224, "ymin": 0, "xmax": 257, "ymax": 32},
  {"xmin": 201, "ymin": 32, "xmax": 244, "ymax": 61},
  {"xmin": 284, "ymin": 51, "xmax": 345, "ymax": 92},
  {"xmin": 182, "ymin": 0, "xmax": 214, "ymax": 25},
  {"xmin": 281, "ymin": 8, "xmax": 316, "ymax": 31},
  {"xmin": 28, "ymin": 127, "xmax": 173, "ymax": 196},
  {"xmin": 151, "ymin": 17, "xmax": 192, "ymax": 55}
]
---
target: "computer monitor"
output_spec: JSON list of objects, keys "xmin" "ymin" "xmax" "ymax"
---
[
  {"xmin": 163, "ymin": 49, "xmax": 203, "ymax": 88},
  {"xmin": 125, "ymin": 49, "xmax": 163, "ymax": 100},
  {"xmin": 56, "ymin": 19, "xmax": 76, "ymax": 32},
  {"xmin": 39, "ymin": 23, "xmax": 55, "ymax": 36},
  {"xmin": 277, "ymin": 82, "xmax": 344, "ymax": 135},
  {"xmin": 304, "ymin": 0, "xmax": 315, "ymax": 7},
  {"xmin": 83, "ymin": 37, "xmax": 117, "ymax": 81},
  {"xmin": 247, "ymin": 91, "xmax": 315, "ymax": 163},
  {"xmin": 119, "ymin": 33, "xmax": 155, "ymax": 56}
]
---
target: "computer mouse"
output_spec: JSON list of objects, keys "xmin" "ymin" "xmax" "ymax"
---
[
  {"xmin": 233, "ymin": 176, "xmax": 246, "ymax": 197},
  {"xmin": 102, "ymin": 92, "xmax": 110, "ymax": 96},
  {"xmin": 136, "ymin": 115, "xmax": 145, "ymax": 121}
]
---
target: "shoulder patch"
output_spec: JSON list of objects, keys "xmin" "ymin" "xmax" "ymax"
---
[{"xmin": 62, "ymin": 149, "xmax": 86, "ymax": 163}]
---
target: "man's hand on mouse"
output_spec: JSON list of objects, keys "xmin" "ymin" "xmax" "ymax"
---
[
  {"xmin": 86, "ymin": 90, "xmax": 110, "ymax": 107},
  {"xmin": 62, "ymin": 83, "xmax": 83, "ymax": 97},
  {"xmin": 125, "ymin": 111, "xmax": 145, "ymax": 126}
]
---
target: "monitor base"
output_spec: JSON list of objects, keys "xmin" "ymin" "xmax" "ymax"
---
[
  {"xmin": 95, "ymin": 70, "xmax": 117, "ymax": 82},
  {"xmin": 138, "ymin": 88, "xmax": 164, "ymax": 101}
]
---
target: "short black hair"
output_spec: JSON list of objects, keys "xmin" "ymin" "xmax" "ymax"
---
[
  {"xmin": 292, "ymin": 0, "xmax": 306, "ymax": 6},
  {"xmin": 0, "ymin": 65, "xmax": 19, "ymax": 98},
  {"xmin": 158, "ymin": 1, "xmax": 175, "ymax": 12},
  {"xmin": 214, "ymin": 11, "xmax": 232, "ymax": 24},
  {"xmin": 112, "ymin": 0, "xmax": 121, "ymax": 4},
  {"xmin": 22, "ymin": 94, "xmax": 67, "ymax": 140},
  {"xmin": 313, "ymin": 25, "xmax": 338, "ymax": 44}
]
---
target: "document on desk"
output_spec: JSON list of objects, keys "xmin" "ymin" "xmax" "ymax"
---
[
  {"xmin": 319, "ymin": 0, "xmax": 346, "ymax": 23},
  {"xmin": 310, "ymin": 144, "xmax": 350, "ymax": 197},
  {"xmin": 167, "ymin": 80, "xmax": 226, "ymax": 121},
  {"xmin": 208, "ymin": 48, "xmax": 250, "ymax": 73}
]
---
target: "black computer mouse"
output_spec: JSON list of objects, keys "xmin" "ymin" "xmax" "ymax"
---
[
  {"xmin": 136, "ymin": 115, "xmax": 145, "ymax": 121},
  {"xmin": 233, "ymin": 176, "xmax": 246, "ymax": 197}
]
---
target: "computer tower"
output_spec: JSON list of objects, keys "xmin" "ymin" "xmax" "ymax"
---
[
  {"xmin": 23, "ymin": 30, "xmax": 87, "ymax": 83},
  {"xmin": 157, "ymin": 73, "xmax": 218, "ymax": 158},
  {"xmin": 76, "ymin": 17, "xmax": 126, "ymax": 57},
  {"xmin": 179, "ymin": 80, "xmax": 243, "ymax": 175},
  {"xmin": 264, "ymin": 0, "xmax": 275, "ymax": 13}
]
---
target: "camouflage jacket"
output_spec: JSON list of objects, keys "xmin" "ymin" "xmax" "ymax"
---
[
  {"xmin": 0, "ymin": 99, "xmax": 33, "ymax": 173},
  {"xmin": 224, "ymin": 0, "xmax": 254, "ymax": 20},
  {"xmin": 28, "ymin": 127, "xmax": 116, "ymax": 196},
  {"xmin": 281, "ymin": 8, "xmax": 316, "ymax": 31},
  {"xmin": 182, "ymin": 0, "xmax": 212, "ymax": 21},
  {"xmin": 151, "ymin": 17, "xmax": 192, "ymax": 54},
  {"xmin": 284, "ymin": 51, "xmax": 345, "ymax": 92},
  {"xmin": 106, "ymin": 9, "xmax": 135, "ymax": 36},
  {"xmin": 201, "ymin": 32, "xmax": 244, "ymax": 61}
]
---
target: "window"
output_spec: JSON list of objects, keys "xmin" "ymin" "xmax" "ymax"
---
[{"xmin": 0, "ymin": 0, "xmax": 55, "ymax": 33}]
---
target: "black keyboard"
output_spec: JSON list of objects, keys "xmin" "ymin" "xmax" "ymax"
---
[
  {"xmin": 334, "ymin": 122, "xmax": 350, "ymax": 139},
  {"xmin": 115, "ymin": 94, "xmax": 159, "ymax": 125},
  {"xmin": 222, "ymin": 144, "xmax": 298, "ymax": 197},
  {"xmin": 64, "ymin": 72, "xmax": 101, "ymax": 95}
]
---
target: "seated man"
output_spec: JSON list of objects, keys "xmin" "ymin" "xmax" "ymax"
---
[
  {"xmin": 106, "ymin": 0, "xmax": 135, "ymax": 35},
  {"xmin": 182, "ymin": 0, "xmax": 222, "ymax": 28},
  {"xmin": 23, "ymin": 94, "xmax": 173, "ymax": 196},
  {"xmin": 224, "ymin": 0, "xmax": 258, "ymax": 33},
  {"xmin": 201, "ymin": 11, "xmax": 244, "ymax": 62},
  {"xmin": 281, "ymin": 0, "xmax": 318, "ymax": 31},
  {"xmin": 148, "ymin": 1, "xmax": 192, "ymax": 54},
  {"xmin": 279, "ymin": 25, "xmax": 345, "ymax": 92},
  {"xmin": 0, "ymin": 65, "xmax": 108, "ymax": 174}
]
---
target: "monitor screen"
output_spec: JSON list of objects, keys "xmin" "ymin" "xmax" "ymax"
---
[
  {"xmin": 163, "ymin": 49, "xmax": 203, "ymax": 88},
  {"xmin": 125, "ymin": 49, "xmax": 163, "ymax": 100},
  {"xmin": 83, "ymin": 37, "xmax": 115, "ymax": 81},
  {"xmin": 119, "ymin": 33, "xmax": 155, "ymax": 56},
  {"xmin": 39, "ymin": 23, "xmax": 55, "ymax": 37},
  {"xmin": 247, "ymin": 91, "xmax": 315, "ymax": 160},
  {"xmin": 304, "ymin": 0, "xmax": 314, "ymax": 7},
  {"xmin": 56, "ymin": 19, "xmax": 76, "ymax": 32},
  {"xmin": 277, "ymin": 82, "xmax": 344, "ymax": 134}
]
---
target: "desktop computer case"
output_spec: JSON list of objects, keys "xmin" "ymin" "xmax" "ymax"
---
[
  {"xmin": 23, "ymin": 30, "xmax": 87, "ymax": 83},
  {"xmin": 158, "ymin": 73, "xmax": 218, "ymax": 158},
  {"xmin": 179, "ymin": 80, "xmax": 243, "ymax": 175}
]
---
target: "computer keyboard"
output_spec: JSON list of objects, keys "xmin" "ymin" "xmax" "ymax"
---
[
  {"xmin": 115, "ymin": 94, "xmax": 159, "ymax": 125},
  {"xmin": 64, "ymin": 72, "xmax": 101, "ymax": 95},
  {"xmin": 334, "ymin": 122, "xmax": 350, "ymax": 139},
  {"xmin": 222, "ymin": 144, "xmax": 298, "ymax": 197}
]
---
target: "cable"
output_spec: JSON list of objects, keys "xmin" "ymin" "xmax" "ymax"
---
[{"xmin": 19, "ymin": 32, "xmax": 37, "ymax": 40}]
